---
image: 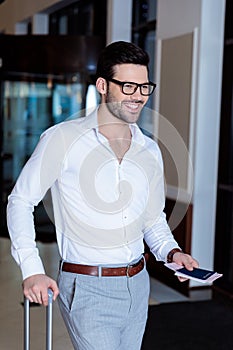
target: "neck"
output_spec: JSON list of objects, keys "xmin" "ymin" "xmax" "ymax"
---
[
  {"xmin": 97, "ymin": 103, "xmax": 131, "ymax": 141},
  {"xmin": 97, "ymin": 104, "xmax": 132, "ymax": 164}
]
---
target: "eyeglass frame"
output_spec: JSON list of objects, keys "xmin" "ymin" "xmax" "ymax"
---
[{"xmin": 106, "ymin": 77, "xmax": 156, "ymax": 96}]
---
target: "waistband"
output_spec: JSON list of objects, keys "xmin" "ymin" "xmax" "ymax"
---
[{"xmin": 61, "ymin": 257, "xmax": 145, "ymax": 277}]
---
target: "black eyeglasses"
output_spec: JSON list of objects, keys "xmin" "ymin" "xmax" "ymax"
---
[{"xmin": 107, "ymin": 78, "xmax": 156, "ymax": 96}]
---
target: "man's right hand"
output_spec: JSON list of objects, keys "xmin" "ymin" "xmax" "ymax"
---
[{"xmin": 23, "ymin": 274, "xmax": 59, "ymax": 306}]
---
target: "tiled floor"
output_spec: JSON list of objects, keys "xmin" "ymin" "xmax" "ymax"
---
[{"xmin": 0, "ymin": 237, "xmax": 199, "ymax": 349}]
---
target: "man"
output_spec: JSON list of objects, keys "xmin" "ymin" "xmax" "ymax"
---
[{"xmin": 7, "ymin": 41, "xmax": 198, "ymax": 349}]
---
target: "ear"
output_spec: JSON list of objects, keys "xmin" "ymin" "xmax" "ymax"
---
[{"xmin": 96, "ymin": 77, "xmax": 108, "ymax": 94}]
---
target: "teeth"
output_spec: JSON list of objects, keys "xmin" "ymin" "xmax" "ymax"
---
[{"xmin": 125, "ymin": 103, "xmax": 138, "ymax": 109}]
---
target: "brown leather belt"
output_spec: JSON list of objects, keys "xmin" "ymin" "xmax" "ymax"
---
[{"xmin": 61, "ymin": 257, "xmax": 144, "ymax": 277}]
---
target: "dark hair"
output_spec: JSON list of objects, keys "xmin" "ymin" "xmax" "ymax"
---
[{"xmin": 96, "ymin": 41, "xmax": 150, "ymax": 81}]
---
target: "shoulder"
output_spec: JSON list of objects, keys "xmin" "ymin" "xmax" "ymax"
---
[
  {"xmin": 37, "ymin": 110, "xmax": 98, "ymax": 157},
  {"xmin": 144, "ymin": 134, "xmax": 164, "ymax": 168},
  {"xmin": 136, "ymin": 126, "xmax": 163, "ymax": 159},
  {"xmin": 143, "ymin": 133, "xmax": 160, "ymax": 152},
  {"xmin": 38, "ymin": 117, "xmax": 90, "ymax": 150},
  {"xmin": 41, "ymin": 117, "xmax": 85, "ymax": 137},
  {"xmin": 40, "ymin": 108, "xmax": 97, "ymax": 140}
]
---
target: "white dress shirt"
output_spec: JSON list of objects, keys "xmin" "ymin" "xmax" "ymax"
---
[{"xmin": 7, "ymin": 108, "xmax": 180, "ymax": 280}]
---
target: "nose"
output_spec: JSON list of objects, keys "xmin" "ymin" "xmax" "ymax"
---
[
  {"xmin": 131, "ymin": 86, "xmax": 142, "ymax": 98},
  {"xmin": 131, "ymin": 86, "xmax": 147, "ymax": 101}
]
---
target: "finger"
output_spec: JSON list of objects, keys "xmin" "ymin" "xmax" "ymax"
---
[
  {"xmin": 186, "ymin": 258, "xmax": 199, "ymax": 270},
  {"xmin": 185, "ymin": 263, "xmax": 194, "ymax": 271},
  {"xmin": 29, "ymin": 286, "xmax": 43, "ymax": 304},
  {"xmin": 24, "ymin": 293, "xmax": 34, "ymax": 303},
  {"xmin": 24, "ymin": 288, "xmax": 36, "ymax": 303},
  {"xmin": 178, "ymin": 276, "xmax": 188, "ymax": 282},
  {"xmin": 49, "ymin": 281, "xmax": 60, "ymax": 301},
  {"xmin": 31, "ymin": 292, "xmax": 42, "ymax": 304},
  {"xmin": 182, "ymin": 255, "xmax": 197, "ymax": 270},
  {"xmin": 41, "ymin": 290, "xmax": 49, "ymax": 306},
  {"xmin": 25, "ymin": 292, "xmax": 38, "ymax": 304},
  {"xmin": 36, "ymin": 292, "xmax": 43, "ymax": 304},
  {"xmin": 192, "ymin": 259, "xmax": 199, "ymax": 268}
]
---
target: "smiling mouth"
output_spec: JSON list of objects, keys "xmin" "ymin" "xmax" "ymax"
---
[{"xmin": 123, "ymin": 101, "xmax": 143, "ymax": 112}]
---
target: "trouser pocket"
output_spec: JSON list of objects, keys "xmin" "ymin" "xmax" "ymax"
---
[{"xmin": 57, "ymin": 270, "xmax": 78, "ymax": 312}]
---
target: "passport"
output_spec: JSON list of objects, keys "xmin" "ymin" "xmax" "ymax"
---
[
  {"xmin": 165, "ymin": 262, "xmax": 223, "ymax": 283},
  {"xmin": 176, "ymin": 267, "xmax": 215, "ymax": 280}
]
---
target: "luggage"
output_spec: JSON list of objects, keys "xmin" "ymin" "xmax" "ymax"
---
[{"xmin": 24, "ymin": 289, "xmax": 53, "ymax": 350}]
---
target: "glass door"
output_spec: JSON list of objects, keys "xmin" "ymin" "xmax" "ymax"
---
[
  {"xmin": 3, "ymin": 81, "xmax": 52, "ymax": 187},
  {"xmin": 1, "ymin": 77, "xmax": 92, "ymax": 238},
  {"xmin": 0, "ymin": 34, "xmax": 104, "ymax": 237}
]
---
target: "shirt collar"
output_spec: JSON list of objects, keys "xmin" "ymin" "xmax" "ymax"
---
[
  {"xmin": 129, "ymin": 123, "xmax": 146, "ymax": 146},
  {"xmin": 80, "ymin": 107, "xmax": 99, "ymax": 130},
  {"xmin": 80, "ymin": 107, "xmax": 146, "ymax": 146}
]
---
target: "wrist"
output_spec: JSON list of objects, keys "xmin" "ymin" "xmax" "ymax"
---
[{"xmin": 167, "ymin": 248, "xmax": 183, "ymax": 263}]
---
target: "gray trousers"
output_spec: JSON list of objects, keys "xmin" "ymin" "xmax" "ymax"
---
[{"xmin": 57, "ymin": 263, "xmax": 150, "ymax": 350}]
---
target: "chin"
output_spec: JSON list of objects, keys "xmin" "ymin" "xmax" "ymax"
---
[{"xmin": 126, "ymin": 112, "xmax": 141, "ymax": 123}]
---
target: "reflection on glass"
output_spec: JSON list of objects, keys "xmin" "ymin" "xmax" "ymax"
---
[
  {"xmin": 53, "ymin": 83, "xmax": 83, "ymax": 123},
  {"xmin": 3, "ymin": 80, "xmax": 85, "ymax": 196},
  {"xmin": 137, "ymin": 30, "xmax": 156, "ymax": 137},
  {"xmin": 4, "ymin": 82, "xmax": 52, "ymax": 184},
  {"xmin": 85, "ymin": 84, "xmax": 99, "ymax": 116},
  {"xmin": 1, "ymin": 79, "xmax": 88, "ymax": 233}
]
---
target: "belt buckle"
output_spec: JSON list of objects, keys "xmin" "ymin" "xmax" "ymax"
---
[{"xmin": 126, "ymin": 263, "xmax": 134, "ymax": 277}]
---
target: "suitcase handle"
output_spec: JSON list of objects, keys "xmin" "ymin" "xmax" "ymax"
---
[{"xmin": 24, "ymin": 289, "xmax": 53, "ymax": 350}]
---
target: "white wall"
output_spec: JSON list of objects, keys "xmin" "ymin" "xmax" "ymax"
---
[
  {"xmin": 156, "ymin": 0, "xmax": 226, "ymax": 286},
  {"xmin": 157, "ymin": 0, "xmax": 202, "ymax": 39},
  {"xmin": 106, "ymin": 0, "xmax": 133, "ymax": 44},
  {"xmin": 191, "ymin": 0, "xmax": 225, "ymax": 283}
]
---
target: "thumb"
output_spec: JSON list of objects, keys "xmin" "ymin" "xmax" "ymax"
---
[{"xmin": 48, "ymin": 279, "xmax": 59, "ymax": 301}]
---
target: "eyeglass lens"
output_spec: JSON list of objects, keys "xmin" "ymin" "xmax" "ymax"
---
[{"xmin": 122, "ymin": 82, "xmax": 154, "ymax": 95}]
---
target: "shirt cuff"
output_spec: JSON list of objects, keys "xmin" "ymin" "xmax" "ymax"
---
[
  {"xmin": 21, "ymin": 256, "xmax": 45, "ymax": 281},
  {"xmin": 157, "ymin": 241, "xmax": 181, "ymax": 262}
]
